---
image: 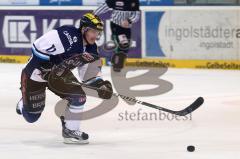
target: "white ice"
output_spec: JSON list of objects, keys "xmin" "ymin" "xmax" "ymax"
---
[{"xmin": 0, "ymin": 63, "xmax": 240, "ymax": 159}]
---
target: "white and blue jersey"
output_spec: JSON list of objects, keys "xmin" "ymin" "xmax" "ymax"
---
[{"xmin": 24, "ymin": 25, "xmax": 101, "ymax": 83}]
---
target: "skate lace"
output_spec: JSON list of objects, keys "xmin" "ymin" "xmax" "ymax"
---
[{"xmin": 72, "ymin": 130, "xmax": 82, "ymax": 137}]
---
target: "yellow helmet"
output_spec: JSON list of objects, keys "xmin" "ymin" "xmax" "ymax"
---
[{"xmin": 80, "ymin": 13, "xmax": 104, "ymax": 31}]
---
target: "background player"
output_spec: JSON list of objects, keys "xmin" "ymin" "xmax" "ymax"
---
[{"xmin": 92, "ymin": 0, "xmax": 140, "ymax": 72}]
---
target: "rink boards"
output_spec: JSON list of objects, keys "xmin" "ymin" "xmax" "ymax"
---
[
  {"xmin": 1, "ymin": 55, "xmax": 240, "ymax": 70},
  {"xmin": 0, "ymin": 6, "xmax": 239, "ymax": 69}
]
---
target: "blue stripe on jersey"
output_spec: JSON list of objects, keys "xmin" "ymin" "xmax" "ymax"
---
[
  {"xmin": 32, "ymin": 47, "xmax": 50, "ymax": 61},
  {"xmin": 85, "ymin": 76, "xmax": 103, "ymax": 85}
]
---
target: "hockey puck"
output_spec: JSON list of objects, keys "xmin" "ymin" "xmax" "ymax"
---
[{"xmin": 187, "ymin": 145, "xmax": 195, "ymax": 152}]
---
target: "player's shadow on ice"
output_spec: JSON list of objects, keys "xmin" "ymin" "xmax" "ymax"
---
[{"xmin": 20, "ymin": 138, "xmax": 120, "ymax": 148}]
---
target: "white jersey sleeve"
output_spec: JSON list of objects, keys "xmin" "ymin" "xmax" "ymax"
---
[
  {"xmin": 78, "ymin": 59, "xmax": 102, "ymax": 83},
  {"xmin": 33, "ymin": 30, "xmax": 65, "ymax": 56}
]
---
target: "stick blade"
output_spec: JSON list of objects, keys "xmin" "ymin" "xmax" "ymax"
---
[{"xmin": 176, "ymin": 97, "xmax": 204, "ymax": 116}]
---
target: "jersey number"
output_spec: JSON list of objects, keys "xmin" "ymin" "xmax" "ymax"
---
[{"xmin": 46, "ymin": 44, "xmax": 56, "ymax": 52}]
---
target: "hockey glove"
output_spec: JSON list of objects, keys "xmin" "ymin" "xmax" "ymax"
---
[{"xmin": 95, "ymin": 80, "xmax": 113, "ymax": 99}]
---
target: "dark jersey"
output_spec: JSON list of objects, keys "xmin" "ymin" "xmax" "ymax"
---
[
  {"xmin": 25, "ymin": 25, "xmax": 99, "ymax": 82},
  {"xmin": 106, "ymin": 0, "xmax": 140, "ymax": 11}
]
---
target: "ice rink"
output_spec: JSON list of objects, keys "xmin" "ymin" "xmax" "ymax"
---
[{"xmin": 0, "ymin": 63, "xmax": 240, "ymax": 159}]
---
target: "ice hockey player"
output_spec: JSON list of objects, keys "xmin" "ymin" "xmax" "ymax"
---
[{"xmin": 16, "ymin": 13, "xmax": 113, "ymax": 144}]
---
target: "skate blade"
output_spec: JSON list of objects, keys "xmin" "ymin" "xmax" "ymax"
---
[{"xmin": 63, "ymin": 138, "xmax": 89, "ymax": 144}]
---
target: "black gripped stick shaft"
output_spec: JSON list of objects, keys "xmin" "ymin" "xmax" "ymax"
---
[{"xmin": 69, "ymin": 81, "xmax": 204, "ymax": 116}]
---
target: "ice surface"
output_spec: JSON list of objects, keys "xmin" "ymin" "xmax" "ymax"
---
[{"xmin": 0, "ymin": 63, "xmax": 240, "ymax": 159}]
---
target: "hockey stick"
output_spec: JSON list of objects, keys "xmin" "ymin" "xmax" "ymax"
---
[{"xmin": 69, "ymin": 80, "xmax": 204, "ymax": 116}]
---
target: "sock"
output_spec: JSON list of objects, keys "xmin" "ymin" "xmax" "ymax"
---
[{"xmin": 64, "ymin": 105, "xmax": 84, "ymax": 131}]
